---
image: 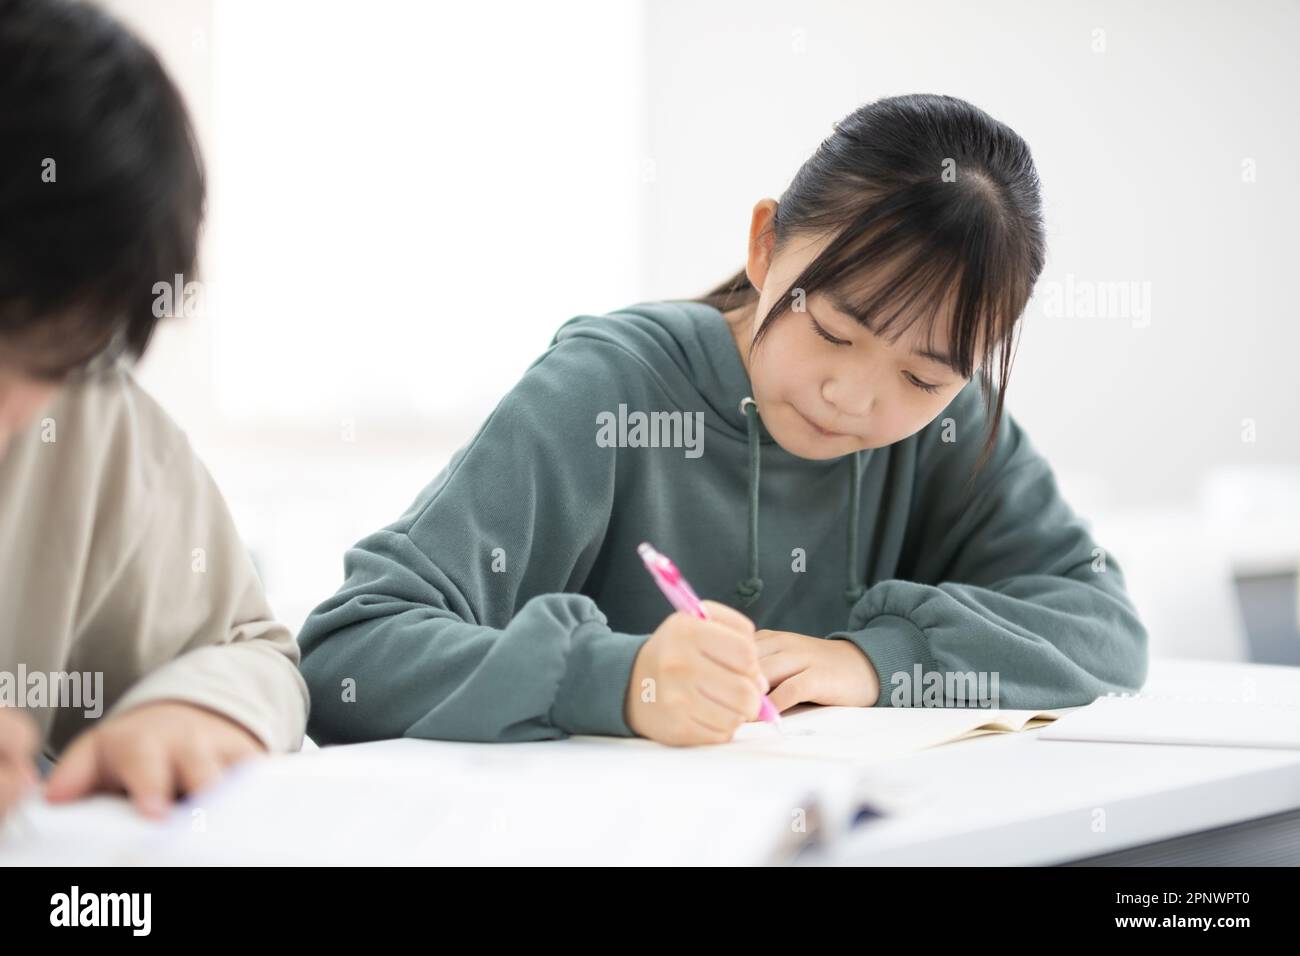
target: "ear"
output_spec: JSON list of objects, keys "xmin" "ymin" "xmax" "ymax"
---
[{"xmin": 744, "ymin": 198, "xmax": 780, "ymax": 293}]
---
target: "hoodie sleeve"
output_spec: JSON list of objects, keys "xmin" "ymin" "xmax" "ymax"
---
[
  {"xmin": 297, "ymin": 338, "xmax": 650, "ymax": 744},
  {"xmin": 828, "ymin": 379, "xmax": 1149, "ymax": 710}
]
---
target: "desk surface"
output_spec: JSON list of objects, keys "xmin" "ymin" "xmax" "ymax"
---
[
  {"xmin": 3, "ymin": 658, "xmax": 1298, "ymax": 866},
  {"xmin": 797, "ymin": 658, "xmax": 1300, "ymax": 864},
  {"xmin": 800, "ymin": 719, "xmax": 1300, "ymax": 865}
]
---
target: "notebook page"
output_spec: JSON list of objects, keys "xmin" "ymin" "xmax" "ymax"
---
[
  {"xmin": 724, "ymin": 704, "xmax": 1075, "ymax": 764},
  {"xmin": 1039, "ymin": 663, "xmax": 1300, "ymax": 750},
  {"xmin": 1038, "ymin": 695, "xmax": 1300, "ymax": 749},
  {"xmin": 138, "ymin": 737, "xmax": 861, "ymax": 866},
  {"xmin": 0, "ymin": 794, "xmax": 169, "ymax": 866}
]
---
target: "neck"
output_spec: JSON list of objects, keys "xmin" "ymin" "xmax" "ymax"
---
[{"xmin": 720, "ymin": 303, "xmax": 755, "ymax": 379}]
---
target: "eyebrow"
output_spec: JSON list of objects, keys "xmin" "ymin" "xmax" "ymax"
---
[{"xmin": 824, "ymin": 292, "xmax": 959, "ymax": 373}]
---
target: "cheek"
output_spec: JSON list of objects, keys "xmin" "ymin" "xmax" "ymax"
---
[
  {"xmin": 750, "ymin": 327, "xmax": 818, "ymax": 395},
  {"xmin": 864, "ymin": 392, "xmax": 946, "ymax": 446}
]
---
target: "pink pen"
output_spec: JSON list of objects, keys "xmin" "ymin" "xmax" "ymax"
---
[{"xmin": 637, "ymin": 541, "xmax": 782, "ymax": 726}]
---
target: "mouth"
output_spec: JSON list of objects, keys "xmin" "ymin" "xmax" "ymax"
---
[{"xmin": 793, "ymin": 406, "xmax": 846, "ymax": 439}]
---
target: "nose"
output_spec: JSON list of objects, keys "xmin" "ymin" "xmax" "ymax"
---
[{"xmin": 822, "ymin": 372, "xmax": 875, "ymax": 420}]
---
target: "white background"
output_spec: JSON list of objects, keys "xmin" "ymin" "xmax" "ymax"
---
[{"xmin": 104, "ymin": 0, "xmax": 1300, "ymax": 654}]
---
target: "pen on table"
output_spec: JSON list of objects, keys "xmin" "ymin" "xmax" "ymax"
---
[{"xmin": 637, "ymin": 541, "xmax": 782, "ymax": 728}]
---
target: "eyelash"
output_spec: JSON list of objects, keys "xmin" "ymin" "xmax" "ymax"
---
[
  {"xmin": 808, "ymin": 317, "xmax": 944, "ymax": 394},
  {"xmin": 808, "ymin": 316, "xmax": 849, "ymax": 346},
  {"xmin": 905, "ymin": 373, "xmax": 943, "ymax": 394}
]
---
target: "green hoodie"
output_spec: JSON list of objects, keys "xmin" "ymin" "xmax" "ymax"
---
[{"xmin": 298, "ymin": 299, "xmax": 1147, "ymax": 743}]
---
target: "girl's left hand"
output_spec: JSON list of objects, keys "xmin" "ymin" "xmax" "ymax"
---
[{"xmin": 756, "ymin": 630, "xmax": 881, "ymax": 712}]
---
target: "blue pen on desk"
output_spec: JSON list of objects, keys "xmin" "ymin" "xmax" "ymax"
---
[{"xmin": 637, "ymin": 542, "xmax": 782, "ymax": 727}]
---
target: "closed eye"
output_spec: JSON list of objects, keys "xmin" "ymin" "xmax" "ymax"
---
[
  {"xmin": 808, "ymin": 316, "xmax": 851, "ymax": 346},
  {"xmin": 904, "ymin": 372, "xmax": 943, "ymax": 394},
  {"xmin": 811, "ymin": 314, "xmax": 947, "ymax": 394}
]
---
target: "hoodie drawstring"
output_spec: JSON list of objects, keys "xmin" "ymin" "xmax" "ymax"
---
[
  {"xmin": 735, "ymin": 398, "xmax": 764, "ymax": 606},
  {"xmin": 736, "ymin": 397, "xmax": 866, "ymax": 609},
  {"xmin": 844, "ymin": 450, "xmax": 867, "ymax": 606}
]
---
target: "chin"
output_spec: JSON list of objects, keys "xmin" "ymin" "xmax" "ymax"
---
[
  {"xmin": 773, "ymin": 429, "xmax": 855, "ymax": 461},
  {"xmin": 770, "ymin": 412, "xmax": 859, "ymax": 460}
]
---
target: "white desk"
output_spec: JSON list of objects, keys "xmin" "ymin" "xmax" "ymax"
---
[
  {"xmin": 3, "ymin": 659, "xmax": 1297, "ymax": 866},
  {"xmin": 800, "ymin": 720, "xmax": 1300, "ymax": 865},
  {"xmin": 796, "ymin": 658, "xmax": 1300, "ymax": 864}
]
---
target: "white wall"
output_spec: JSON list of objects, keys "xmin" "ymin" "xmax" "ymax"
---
[
  {"xmin": 100, "ymin": 1, "xmax": 1299, "ymax": 653},
  {"xmin": 643, "ymin": 0, "xmax": 1300, "ymax": 512},
  {"xmin": 106, "ymin": 0, "xmax": 649, "ymax": 630}
]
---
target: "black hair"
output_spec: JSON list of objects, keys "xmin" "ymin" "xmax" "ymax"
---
[
  {"xmin": 0, "ymin": 0, "xmax": 206, "ymax": 379},
  {"xmin": 694, "ymin": 93, "xmax": 1046, "ymax": 486}
]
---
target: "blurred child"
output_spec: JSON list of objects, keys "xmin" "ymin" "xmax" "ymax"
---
[{"xmin": 0, "ymin": 0, "xmax": 307, "ymax": 821}]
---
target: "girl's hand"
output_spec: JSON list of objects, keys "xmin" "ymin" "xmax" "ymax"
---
[
  {"xmin": 625, "ymin": 601, "xmax": 768, "ymax": 746},
  {"xmin": 44, "ymin": 701, "xmax": 266, "ymax": 818},
  {"xmin": 0, "ymin": 708, "xmax": 40, "ymax": 821},
  {"xmin": 756, "ymin": 630, "xmax": 880, "ymax": 712}
]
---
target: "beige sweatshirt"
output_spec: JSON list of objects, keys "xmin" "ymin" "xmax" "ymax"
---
[{"xmin": 0, "ymin": 364, "xmax": 308, "ymax": 756}]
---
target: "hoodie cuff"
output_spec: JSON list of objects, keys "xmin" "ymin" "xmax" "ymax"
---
[
  {"xmin": 549, "ymin": 622, "xmax": 651, "ymax": 736},
  {"xmin": 104, "ymin": 642, "xmax": 309, "ymax": 752},
  {"xmin": 828, "ymin": 613, "xmax": 939, "ymax": 707}
]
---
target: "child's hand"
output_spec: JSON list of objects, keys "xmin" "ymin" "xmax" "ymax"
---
[
  {"xmin": 756, "ymin": 630, "xmax": 880, "ymax": 711},
  {"xmin": 625, "ymin": 601, "xmax": 768, "ymax": 745},
  {"xmin": 0, "ymin": 708, "xmax": 40, "ymax": 821},
  {"xmin": 44, "ymin": 702, "xmax": 265, "ymax": 818}
]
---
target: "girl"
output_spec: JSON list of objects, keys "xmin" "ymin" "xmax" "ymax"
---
[{"xmin": 299, "ymin": 93, "xmax": 1147, "ymax": 746}]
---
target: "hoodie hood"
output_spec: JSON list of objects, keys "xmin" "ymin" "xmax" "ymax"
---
[{"xmin": 554, "ymin": 298, "xmax": 868, "ymax": 610}]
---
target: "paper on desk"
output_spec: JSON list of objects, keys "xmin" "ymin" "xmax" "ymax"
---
[
  {"xmin": 721, "ymin": 704, "xmax": 1071, "ymax": 764},
  {"xmin": 0, "ymin": 707, "xmax": 1069, "ymax": 865},
  {"xmin": 576, "ymin": 703, "xmax": 1072, "ymax": 766},
  {"xmin": 1039, "ymin": 662, "xmax": 1300, "ymax": 750},
  {"xmin": 1039, "ymin": 695, "xmax": 1300, "ymax": 749},
  {"xmin": 0, "ymin": 794, "xmax": 176, "ymax": 865},
  {"xmin": 138, "ymin": 737, "xmax": 864, "ymax": 866}
]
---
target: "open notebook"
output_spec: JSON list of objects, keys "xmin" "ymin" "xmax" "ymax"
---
[
  {"xmin": 0, "ymin": 703, "xmax": 1072, "ymax": 866},
  {"xmin": 576, "ymin": 701, "xmax": 1074, "ymax": 765},
  {"xmin": 729, "ymin": 701, "xmax": 1070, "ymax": 761}
]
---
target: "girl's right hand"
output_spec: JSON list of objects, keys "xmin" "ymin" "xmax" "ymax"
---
[
  {"xmin": 624, "ymin": 601, "xmax": 768, "ymax": 745},
  {"xmin": 0, "ymin": 708, "xmax": 39, "ymax": 822}
]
